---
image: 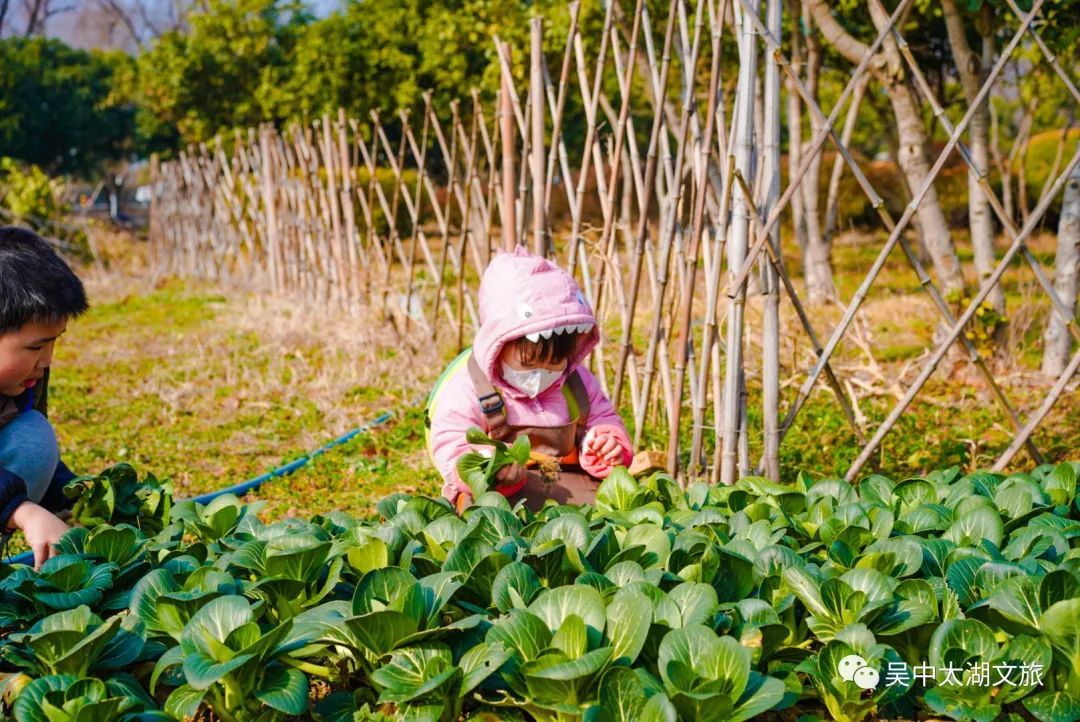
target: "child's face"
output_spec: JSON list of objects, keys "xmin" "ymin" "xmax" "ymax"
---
[
  {"xmin": 499, "ymin": 345, "xmax": 567, "ymax": 373},
  {"xmin": 0, "ymin": 319, "xmax": 66, "ymax": 397}
]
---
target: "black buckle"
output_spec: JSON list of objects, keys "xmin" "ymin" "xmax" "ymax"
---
[{"xmin": 478, "ymin": 391, "xmax": 504, "ymax": 415}]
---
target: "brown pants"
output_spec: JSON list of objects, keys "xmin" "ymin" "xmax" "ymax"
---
[{"xmin": 508, "ymin": 468, "xmax": 601, "ymax": 511}]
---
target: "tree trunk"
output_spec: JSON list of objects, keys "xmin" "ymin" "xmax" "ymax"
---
[
  {"xmin": 799, "ymin": 0, "xmax": 835, "ymax": 304},
  {"xmin": 809, "ymin": 0, "xmax": 965, "ymax": 297},
  {"xmin": 943, "ymin": 0, "xmax": 1004, "ymax": 312},
  {"xmin": 872, "ymin": 8, "xmax": 965, "ymax": 296},
  {"xmin": 1042, "ymin": 164, "xmax": 1080, "ymax": 377}
]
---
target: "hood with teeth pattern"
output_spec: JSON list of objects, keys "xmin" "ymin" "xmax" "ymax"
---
[{"xmin": 473, "ymin": 246, "xmax": 599, "ymax": 396}]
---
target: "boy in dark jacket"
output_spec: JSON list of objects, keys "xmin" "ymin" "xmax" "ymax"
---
[{"xmin": 0, "ymin": 226, "xmax": 88, "ymax": 569}]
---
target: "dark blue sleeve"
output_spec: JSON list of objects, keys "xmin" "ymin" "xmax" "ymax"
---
[
  {"xmin": 37, "ymin": 460, "xmax": 76, "ymax": 513},
  {"xmin": 0, "ymin": 468, "xmax": 29, "ymax": 531}
]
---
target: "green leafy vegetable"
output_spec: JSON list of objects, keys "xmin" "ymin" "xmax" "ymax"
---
[
  {"xmin": 63, "ymin": 464, "xmax": 172, "ymax": 534},
  {"xmin": 456, "ymin": 426, "xmax": 532, "ymax": 498},
  {"xmin": 4, "ymin": 458, "xmax": 1080, "ymax": 722}
]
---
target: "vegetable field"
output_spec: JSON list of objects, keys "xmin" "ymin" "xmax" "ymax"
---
[
  {"xmin": 1, "ymin": 0, "xmax": 1079, "ymax": 718},
  {"xmin": 3, "ymin": 459, "xmax": 1080, "ymax": 722}
]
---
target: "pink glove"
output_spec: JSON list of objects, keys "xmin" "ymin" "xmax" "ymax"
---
[{"xmin": 580, "ymin": 425, "xmax": 633, "ymax": 478}]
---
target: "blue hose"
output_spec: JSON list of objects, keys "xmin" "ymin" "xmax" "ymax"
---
[
  {"xmin": 187, "ymin": 411, "xmax": 392, "ymax": 504},
  {"xmin": 4, "ymin": 411, "xmax": 394, "ymax": 566}
]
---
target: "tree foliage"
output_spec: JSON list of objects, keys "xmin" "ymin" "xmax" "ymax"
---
[
  {"xmin": 133, "ymin": 0, "xmax": 590, "ymax": 145},
  {"xmin": 0, "ymin": 38, "xmax": 136, "ymax": 175},
  {"xmin": 1, "ymin": 0, "xmax": 1077, "ymax": 182},
  {"xmin": 136, "ymin": 0, "xmax": 310, "ymax": 144}
]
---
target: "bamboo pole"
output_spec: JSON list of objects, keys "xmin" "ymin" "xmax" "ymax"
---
[
  {"xmin": 259, "ymin": 126, "xmax": 283, "ymax": 294},
  {"xmin": 403, "ymin": 97, "xmax": 433, "ymax": 334},
  {"xmin": 637, "ymin": 5, "xmax": 678, "ymax": 197},
  {"xmin": 847, "ymin": 146, "xmax": 1080, "ymax": 480},
  {"xmin": 726, "ymin": 0, "xmax": 1038, "ymax": 445},
  {"xmin": 596, "ymin": 23, "xmax": 652, "ymax": 406},
  {"xmin": 434, "ymin": 100, "xmax": 488, "ymax": 277},
  {"xmin": 544, "ymin": 1, "xmax": 581, "ymax": 223},
  {"xmin": 723, "ymin": 0, "xmax": 919, "ymax": 300},
  {"xmin": 479, "ymin": 88, "xmax": 501, "ymax": 265},
  {"xmin": 732, "ymin": 0, "xmax": 1050, "ymax": 468},
  {"xmin": 499, "ymin": 41, "xmax": 518, "ymax": 253},
  {"xmin": 823, "ymin": 76, "xmax": 869, "ymax": 245},
  {"xmin": 710, "ymin": 331, "xmax": 724, "ymax": 483},
  {"xmin": 691, "ymin": 0, "xmax": 732, "ymax": 476},
  {"xmin": 432, "ymin": 100, "xmax": 462, "ymax": 345},
  {"xmin": 494, "ymin": 38, "xmax": 529, "ymax": 139},
  {"xmin": 671, "ymin": 0, "xmax": 726, "ymax": 479},
  {"xmin": 516, "ymin": 55, "xmax": 532, "ymax": 251},
  {"xmin": 568, "ymin": 0, "xmax": 617, "ymax": 276},
  {"xmin": 881, "ymin": 6, "xmax": 1080, "ymax": 347},
  {"xmin": 720, "ymin": 0, "xmax": 759, "ymax": 486},
  {"xmin": 730, "ymin": 169, "xmax": 868, "ymax": 449},
  {"xmin": 596, "ymin": 80, "xmax": 649, "ymax": 238},
  {"xmin": 541, "ymin": 53, "xmax": 580, "ymax": 226},
  {"xmin": 1001, "ymin": 0, "xmax": 1080, "ymax": 108},
  {"xmin": 359, "ymin": 113, "xmax": 418, "ymax": 327},
  {"xmin": 994, "ymin": 344, "xmax": 1080, "ymax": 471},
  {"xmin": 347, "ymin": 119, "xmax": 390, "ymax": 283},
  {"xmin": 611, "ymin": 0, "xmax": 680, "ymax": 415},
  {"xmin": 530, "ymin": 17, "xmax": 547, "ymax": 257},
  {"xmin": 312, "ymin": 128, "xmax": 337, "ymax": 303},
  {"xmin": 633, "ymin": 0, "xmax": 705, "ymax": 456},
  {"xmin": 320, "ymin": 114, "xmax": 347, "ymax": 306},
  {"xmin": 862, "ymin": 14, "xmax": 1056, "ymax": 464},
  {"xmin": 388, "ymin": 113, "xmax": 466, "ymax": 332},
  {"xmin": 585, "ymin": 0, "xmax": 644, "ymax": 316},
  {"xmin": 460, "ymin": 100, "xmax": 485, "ymax": 351},
  {"xmin": 759, "ymin": 0, "xmax": 782, "ymax": 481}
]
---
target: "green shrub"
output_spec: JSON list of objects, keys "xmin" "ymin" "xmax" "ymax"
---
[{"xmin": 0, "ymin": 157, "xmax": 92, "ymax": 260}]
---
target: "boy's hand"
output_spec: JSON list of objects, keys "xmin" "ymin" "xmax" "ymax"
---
[
  {"xmin": 10, "ymin": 501, "xmax": 68, "ymax": 571},
  {"xmin": 585, "ymin": 432, "xmax": 624, "ymax": 465}
]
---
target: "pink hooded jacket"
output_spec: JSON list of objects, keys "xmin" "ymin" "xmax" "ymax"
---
[{"xmin": 429, "ymin": 247, "xmax": 633, "ymax": 503}]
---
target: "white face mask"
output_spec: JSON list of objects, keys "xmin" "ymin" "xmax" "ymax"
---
[{"xmin": 500, "ymin": 361, "xmax": 565, "ymax": 398}]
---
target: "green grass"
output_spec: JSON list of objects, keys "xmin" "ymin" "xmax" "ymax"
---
[{"xmin": 46, "ymin": 276, "xmax": 442, "ymax": 528}]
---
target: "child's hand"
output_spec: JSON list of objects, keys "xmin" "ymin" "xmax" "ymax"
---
[
  {"xmin": 494, "ymin": 462, "xmax": 526, "ymax": 487},
  {"xmin": 10, "ymin": 501, "xmax": 69, "ymax": 571},
  {"xmin": 585, "ymin": 431, "xmax": 624, "ymax": 465}
]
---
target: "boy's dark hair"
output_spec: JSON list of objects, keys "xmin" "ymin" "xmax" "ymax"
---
[
  {"xmin": 0, "ymin": 226, "xmax": 88, "ymax": 334},
  {"xmin": 508, "ymin": 332, "xmax": 579, "ymax": 367}
]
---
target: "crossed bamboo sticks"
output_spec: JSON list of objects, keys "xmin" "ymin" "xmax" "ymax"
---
[{"xmin": 149, "ymin": 0, "xmax": 1078, "ymax": 485}]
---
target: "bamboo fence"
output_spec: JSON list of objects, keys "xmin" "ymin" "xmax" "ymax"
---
[{"xmin": 149, "ymin": 0, "xmax": 1079, "ymax": 483}]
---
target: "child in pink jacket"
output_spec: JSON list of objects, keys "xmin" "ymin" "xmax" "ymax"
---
[{"xmin": 427, "ymin": 247, "xmax": 633, "ymax": 511}]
